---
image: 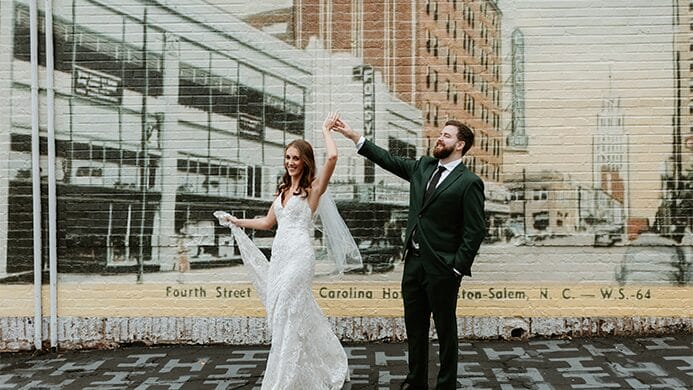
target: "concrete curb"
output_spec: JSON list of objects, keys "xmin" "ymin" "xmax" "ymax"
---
[{"xmin": 2, "ymin": 316, "xmax": 691, "ymax": 351}]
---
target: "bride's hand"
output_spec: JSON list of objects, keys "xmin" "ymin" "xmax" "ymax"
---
[
  {"xmin": 226, "ymin": 215, "xmax": 240, "ymax": 227},
  {"xmin": 225, "ymin": 215, "xmax": 240, "ymax": 226},
  {"xmin": 214, "ymin": 211, "xmax": 240, "ymax": 227}
]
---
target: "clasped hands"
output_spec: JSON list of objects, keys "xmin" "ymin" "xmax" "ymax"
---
[{"xmin": 322, "ymin": 112, "xmax": 355, "ymax": 137}]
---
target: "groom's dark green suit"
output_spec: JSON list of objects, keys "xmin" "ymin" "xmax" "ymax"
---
[{"xmin": 358, "ymin": 139, "xmax": 486, "ymax": 389}]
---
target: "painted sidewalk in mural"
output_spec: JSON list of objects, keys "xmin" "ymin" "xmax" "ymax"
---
[{"xmin": 0, "ymin": 335, "xmax": 691, "ymax": 389}]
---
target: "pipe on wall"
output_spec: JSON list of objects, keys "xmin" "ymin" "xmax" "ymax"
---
[
  {"xmin": 44, "ymin": 0, "xmax": 58, "ymax": 350},
  {"xmin": 29, "ymin": 0, "xmax": 43, "ymax": 351}
]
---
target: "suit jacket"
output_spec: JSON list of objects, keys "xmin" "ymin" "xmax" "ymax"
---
[{"xmin": 359, "ymin": 140, "xmax": 486, "ymax": 277}]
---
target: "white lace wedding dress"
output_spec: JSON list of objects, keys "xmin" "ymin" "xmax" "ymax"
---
[{"xmin": 228, "ymin": 195, "xmax": 349, "ymax": 389}]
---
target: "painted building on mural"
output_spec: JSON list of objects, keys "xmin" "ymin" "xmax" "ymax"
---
[
  {"xmin": 655, "ymin": 0, "xmax": 693, "ymax": 244},
  {"xmin": 293, "ymin": 0, "xmax": 503, "ymax": 184},
  {"xmin": 592, "ymin": 89, "xmax": 628, "ymax": 237},
  {"xmin": 0, "ymin": 0, "xmax": 312, "ymax": 278},
  {"xmin": 0, "ymin": 0, "xmax": 422, "ymax": 279}
]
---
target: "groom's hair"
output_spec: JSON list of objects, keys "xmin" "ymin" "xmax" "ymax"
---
[{"xmin": 445, "ymin": 119, "xmax": 474, "ymax": 156}]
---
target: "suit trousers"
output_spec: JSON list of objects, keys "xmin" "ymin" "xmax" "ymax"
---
[{"xmin": 402, "ymin": 249, "xmax": 461, "ymax": 389}]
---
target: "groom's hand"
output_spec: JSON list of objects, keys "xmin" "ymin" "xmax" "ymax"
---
[{"xmin": 333, "ymin": 118, "xmax": 361, "ymax": 144}]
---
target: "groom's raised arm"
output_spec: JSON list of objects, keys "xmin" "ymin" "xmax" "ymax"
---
[
  {"xmin": 333, "ymin": 117, "xmax": 417, "ymax": 182},
  {"xmin": 358, "ymin": 140, "xmax": 416, "ymax": 182}
]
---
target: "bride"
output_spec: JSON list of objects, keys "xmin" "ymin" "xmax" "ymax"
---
[{"xmin": 215, "ymin": 113, "xmax": 359, "ymax": 389}]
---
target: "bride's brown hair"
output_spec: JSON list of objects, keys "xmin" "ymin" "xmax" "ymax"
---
[{"xmin": 277, "ymin": 139, "xmax": 316, "ymax": 198}]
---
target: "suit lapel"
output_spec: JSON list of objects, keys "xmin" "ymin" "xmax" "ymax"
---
[{"xmin": 421, "ymin": 163, "xmax": 465, "ymax": 209}]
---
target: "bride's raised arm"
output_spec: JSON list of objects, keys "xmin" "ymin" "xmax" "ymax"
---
[{"xmin": 309, "ymin": 112, "xmax": 339, "ymax": 212}]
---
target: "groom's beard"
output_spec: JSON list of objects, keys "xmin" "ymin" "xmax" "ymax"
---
[{"xmin": 433, "ymin": 143, "xmax": 454, "ymax": 159}]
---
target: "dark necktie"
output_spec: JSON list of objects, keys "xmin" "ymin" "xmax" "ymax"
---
[{"xmin": 423, "ymin": 165, "xmax": 446, "ymax": 204}]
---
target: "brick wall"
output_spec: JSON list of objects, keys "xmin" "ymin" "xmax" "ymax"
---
[{"xmin": 0, "ymin": 0, "xmax": 690, "ymax": 350}]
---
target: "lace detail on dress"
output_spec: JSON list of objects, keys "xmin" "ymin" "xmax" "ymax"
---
[{"xmin": 224, "ymin": 196, "xmax": 349, "ymax": 389}]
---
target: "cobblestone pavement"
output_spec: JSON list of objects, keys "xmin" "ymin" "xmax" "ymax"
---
[{"xmin": 0, "ymin": 335, "xmax": 691, "ymax": 389}]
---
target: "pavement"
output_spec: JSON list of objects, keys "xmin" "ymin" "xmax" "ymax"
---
[{"xmin": 0, "ymin": 334, "xmax": 691, "ymax": 389}]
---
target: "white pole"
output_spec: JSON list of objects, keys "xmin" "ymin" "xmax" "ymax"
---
[
  {"xmin": 107, "ymin": 203, "xmax": 113, "ymax": 263},
  {"xmin": 29, "ymin": 0, "xmax": 43, "ymax": 351},
  {"xmin": 126, "ymin": 205, "xmax": 132, "ymax": 261},
  {"xmin": 44, "ymin": 0, "xmax": 58, "ymax": 350}
]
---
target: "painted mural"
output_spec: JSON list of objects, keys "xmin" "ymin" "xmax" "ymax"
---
[{"xmin": 0, "ymin": 0, "xmax": 690, "ymax": 327}]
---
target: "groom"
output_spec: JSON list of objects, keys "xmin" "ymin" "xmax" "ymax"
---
[{"xmin": 334, "ymin": 118, "xmax": 485, "ymax": 389}]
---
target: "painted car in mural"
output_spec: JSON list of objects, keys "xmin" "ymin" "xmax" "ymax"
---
[{"xmin": 616, "ymin": 233, "xmax": 691, "ymax": 285}]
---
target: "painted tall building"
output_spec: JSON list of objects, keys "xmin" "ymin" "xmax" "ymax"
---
[
  {"xmin": 592, "ymin": 85, "xmax": 629, "ymax": 231},
  {"xmin": 294, "ymin": 0, "xmax": 503, "ymax": 184}
]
